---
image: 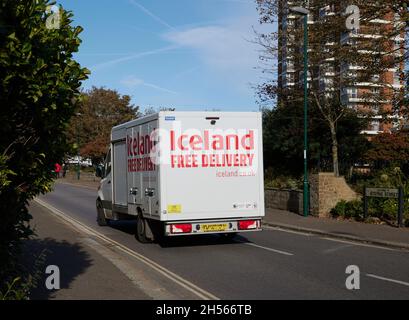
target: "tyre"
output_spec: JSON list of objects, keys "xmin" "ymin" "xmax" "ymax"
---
[
  {"xmin": 136, "ymin": 214, "xmax": 150, "ymax": 243},
  {"xmin": 96, "ymin": 200, "xmax": 109, "ymax": 226}
]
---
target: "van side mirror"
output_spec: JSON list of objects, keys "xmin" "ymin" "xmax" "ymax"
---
[{"xmin": 96, "ymin": 165, "xmax": 104, "ymax": 178}]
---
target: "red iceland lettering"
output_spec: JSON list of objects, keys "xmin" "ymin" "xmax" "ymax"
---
[{"xmin": 170, "ymin": 130, "xmax": 254, "ymax": 151}]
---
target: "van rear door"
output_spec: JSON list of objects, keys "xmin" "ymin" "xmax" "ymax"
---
[{"xmin": 159, "ymin": 112, "xmax": 264, "ymax": 222}]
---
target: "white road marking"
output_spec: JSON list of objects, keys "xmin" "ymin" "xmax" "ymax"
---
[
  {"xmin": 322, "ymin": 244, "xmax": 354, "ymax": 254},
  {"xmin": 34, "ymin": 198, "xmax": 219, "ymax": 300},
  {"xmin": 366, "ymin": 274, "xmax": 409, "ymax": 287},
  {"xmin": 263, "ymin": 225, "xmax": 313, "ymax": 237},
  {"xmin": 235, "ymin": 241, "xmax": 294, "ymax": 256},
  {"xmin": 320, "ymin": 237, "xmax": 402, "ymax": 252},
  {"xmin": 265, "ymin": 224, "xmax": 408, "ymax": 253}
]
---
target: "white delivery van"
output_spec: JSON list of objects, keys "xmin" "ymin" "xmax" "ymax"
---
[{"xmin": 96, "ymin": 111, "xmax": 265, "ymax": 242}]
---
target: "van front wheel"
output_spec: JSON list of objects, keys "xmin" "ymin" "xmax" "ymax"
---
[{"xmin": 96, "ymin": 200, "xmax": 109, "ymax": 226}]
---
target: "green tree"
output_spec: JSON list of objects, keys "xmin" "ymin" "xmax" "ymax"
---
[
  {"xmin": 0, "ymin": 0, "xmax": 89, "ymax": 297},
  {"xmin": 66, "ymin": 87, "xmax": 140, "ymax": 165},
  {"xmin": 262, "ymin": 103, "xmax": 369, "ymax": 177},
  {"xmin": 256, "ymin": 0, "xmax": 409, "ymax": 176}
]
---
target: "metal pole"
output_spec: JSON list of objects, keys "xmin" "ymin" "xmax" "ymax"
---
[
  {"xmin": 398, "ymin": 187, "xmax": 404, "ymax": 228},
  {"xmin": 303, "ymin": 14, "xmax": 309, "ymax": 217},
  {"xmin": 363, "ymin": 187, "xmax": 367, "ymax": 220}
]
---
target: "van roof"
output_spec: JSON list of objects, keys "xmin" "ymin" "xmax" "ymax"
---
[{"xmin": 112, "ymin": 111, "xmax": 261, "ymax": 131}]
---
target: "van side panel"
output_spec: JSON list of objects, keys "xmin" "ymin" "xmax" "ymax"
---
[{"xmin": 126, "ymin": 118, "xmax": 160, "ymax": 218}]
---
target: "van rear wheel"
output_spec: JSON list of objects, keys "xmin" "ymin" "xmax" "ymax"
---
[{"xmin": 136, "ymin": 214, "xmax": 150, "ymax": 243}]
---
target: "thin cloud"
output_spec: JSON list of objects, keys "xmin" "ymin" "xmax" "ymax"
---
[
  {"xmin": 129, "ymin": 0, "xmax": 175, "ymax": 31},
  {"xmin": 172, "ymin": 66, "xmax": 200, "ymax": 80},
  {"xmin": 164, "ymin": 25, "xmax": 257, "ymax": 70},
  {"xmin": 162, "ymin": 8, "xmax": 270, "ymax": 96},
  {"xmin": 121, "ymin": 76, "xmax": 144, "ymax": 87},
  {"xmin": 78, "ymin": 53, "xmax": 134, "ymax": 56},
  {"xmin": 163, "ymin": 9, "xmax": 270, "ymax": 73},
  {"xmin": 217, "ymin": 0, "xmax": 253, "ymax": 3},
  {"xmin": 121, "ymin": 75, "xmax": 178, "ymax": 95},
  {"xmin": 143, "ymin": 82, "xmax": 178, "ymax": 95},
  {"xmin": 90, "ymin": 45, "xmax": 179, "ymax": 71}
]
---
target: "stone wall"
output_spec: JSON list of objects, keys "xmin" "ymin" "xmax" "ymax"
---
[
  {"xmin": 265, "ymin": 173, "xmax": 358, "ymax": 217},
  {"xmin": 265, "ymin": 188, "xmax": 303, "ymax": 215},
  {"xmin": 309, "ymin": 172, "xmax": 358, "ymax": 217}
]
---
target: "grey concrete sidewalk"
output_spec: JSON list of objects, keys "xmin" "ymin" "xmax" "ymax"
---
[
  {"xmin": 264, "ymin": 208, "xmax": 409, "ymax": 250},
  {"xmin": 24, "ymin": 201, "xmax": 151, "ymax": 300},
  {"xmin": 55, "ymin": 176, "xmax": 100, "ymax": 190}
]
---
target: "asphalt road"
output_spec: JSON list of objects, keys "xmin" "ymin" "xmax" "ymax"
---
[{"xmin": 38, "ymin": 183, "xmax": 409, "ymax": 300}]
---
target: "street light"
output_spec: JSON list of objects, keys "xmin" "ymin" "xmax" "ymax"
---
[{"xmin": 289, "ymin": 5, "xmax": 310, "ymax": 217}]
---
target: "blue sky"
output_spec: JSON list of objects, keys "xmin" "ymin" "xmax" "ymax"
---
[{"xmin": 58, "ymin": 0, "xmax": 272, "ymax": 113}]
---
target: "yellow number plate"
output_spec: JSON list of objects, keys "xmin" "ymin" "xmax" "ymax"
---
[{"xmin": 200, "ymin": 223, "xmax": 228, "ymax": 232}]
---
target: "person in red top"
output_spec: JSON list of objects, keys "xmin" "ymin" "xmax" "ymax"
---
[{"xmin": 55, "ymin": 163, "xmax": 61, "ymax": 178}]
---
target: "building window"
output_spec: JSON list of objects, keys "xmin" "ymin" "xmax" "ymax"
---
[{"xmin": 371, "ymin": 87, "xmax": 380, "ymax": 94}]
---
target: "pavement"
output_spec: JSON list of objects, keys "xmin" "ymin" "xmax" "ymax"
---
[
  {"xmin": 56, "ymin": 174, "xmax": 100, "ymax": 190},
  {"xmin": 26, "ymin": 199, "xmax": 212, "ymax": 300},
  {"xmin": 264, "ymin": 208, "xmax": 409, "ymax": 250},
  {"xmin": 25, "ymin": 201, "xmax": 151, "ymax": 300}
]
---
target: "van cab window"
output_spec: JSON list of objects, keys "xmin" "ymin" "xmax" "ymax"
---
[{"xmin": 104, "ymin": 148, "xmax": 111, "ymax": 177}]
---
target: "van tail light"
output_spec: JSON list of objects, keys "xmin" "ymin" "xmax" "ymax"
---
[
  {"xmin": 171, "ymin": 224, "xmax": 192, "ymax": 234},
  {"xmin": 238, "ymin": 220, "xmax": 260, "ymax": 230}
]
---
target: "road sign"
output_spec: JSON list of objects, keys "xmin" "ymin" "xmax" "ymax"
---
[
  {"xmin": 363, "ymin": 187, "xmax": 404, "ymax": 227},
  {"xmin": 365, "ymin": 188, "xmax": 399, "ymax": 199}
]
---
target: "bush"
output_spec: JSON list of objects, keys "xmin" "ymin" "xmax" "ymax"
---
[
  {"xmin": 347, "ymin": 165, "xmax": 409, "ymax": 225},
  {"xmin": 0, "ymin": 249, "xmax": 46, "ymax": 300},
  {"xmin": 0, "ymin": 0, "xmax": 88, "ymax": 297},
  {"xmin": 264, "ymin": 168, "xmax": 303, "ymax": 190},
  {"xmin": 331, "ymin": 200, "xmax": 363, "ymax": 220}
]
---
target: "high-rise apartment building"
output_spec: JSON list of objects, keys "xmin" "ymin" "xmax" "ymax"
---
[{"xmin": 278, "ymin": 1, "xmax": 406, "ymax": 135}]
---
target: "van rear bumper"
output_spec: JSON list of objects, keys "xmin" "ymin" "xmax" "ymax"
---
[{"xmin": 164, "ymin": 218, "xmax": 262, "ymax": 236}]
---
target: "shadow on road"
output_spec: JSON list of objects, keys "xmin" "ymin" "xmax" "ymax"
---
[
  {"xmin": 21, "ymin": 237, "xmax": 92, "ymax": 300},
  {"xmin": 107, "ymin": 220, "xmax": 252, "ymax": 248},
  {"xmin": 157, "ymin": 234, "xmax": 251, "ymax": 248},
  {"xmin": 108, "ymin": 220, "xmax": 137, "ymax": 235}
]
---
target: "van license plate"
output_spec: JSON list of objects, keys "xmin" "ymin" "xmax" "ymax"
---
[{"xmin": 200, "ymin": 223, "xmax": 228, "ymax": 232}]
